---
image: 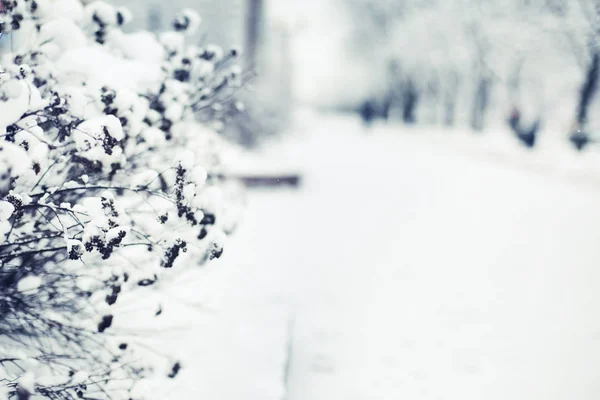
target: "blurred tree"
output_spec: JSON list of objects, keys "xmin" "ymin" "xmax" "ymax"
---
[
  {"xmin": 245, "ymin": 0, "xmax": 264, "ymax": 68},
  {"xmin": 338, "ymin": 0, "xmax": 595, "ymax": 139}
]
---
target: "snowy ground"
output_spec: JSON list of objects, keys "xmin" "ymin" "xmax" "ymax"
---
[{"xmin": 150, "ymin": 111, "xmax": 600, "ymax": 399}]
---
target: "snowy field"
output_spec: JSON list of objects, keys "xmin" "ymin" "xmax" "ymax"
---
[{"xmin": 147, "ymin": 111, "xmax": 600, "ymax": 399}]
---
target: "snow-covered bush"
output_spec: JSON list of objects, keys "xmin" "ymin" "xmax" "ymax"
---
[{"xmin": 0, "ymin": 1, "xmax": 245, "ymax": 398}]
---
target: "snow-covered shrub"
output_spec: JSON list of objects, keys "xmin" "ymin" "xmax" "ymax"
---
[{"xmin": 0, "ymin": 1, "xmax": 245, "ymax": 398}]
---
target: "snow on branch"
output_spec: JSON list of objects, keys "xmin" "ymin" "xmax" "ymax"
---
[{"xmin": 0, "ymin": 1, "xmax": 247, "ymax": 398}]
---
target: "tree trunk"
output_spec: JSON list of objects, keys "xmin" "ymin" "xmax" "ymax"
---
[
  {"xmin": 402, "ymin": 80, "xmax": 418, "ymax": 124},
  {"xmin": 576, "ymin": 52, "xmax": 599, "ymax": 126},
  {"xmin": 444, "ymin": 72, "xmax": 460, "ymax": 127},
  {"xmin": 245, "ymin": 0, "xmax": 263, "ymax": 69},
  {"xmin": 471, "ymin": 77, "xmax": 491, "ymax": 131}
]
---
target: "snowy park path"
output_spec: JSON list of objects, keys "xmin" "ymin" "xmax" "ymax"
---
[
  {"xmin": 157, "ymin": 113, "xmax": 600, "ymax": 399},
  {"xmin": 223, "ymin": 114, "xmax": 600, "ymax": 400}
]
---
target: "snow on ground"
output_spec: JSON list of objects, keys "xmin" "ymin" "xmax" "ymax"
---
[
  {"xmin": 282, "ymin": 113, "xmax": 600, "ymax": 400},
  {"xmin": 142, "ymin": 110, "xmax": 600, "ymax": 399}
]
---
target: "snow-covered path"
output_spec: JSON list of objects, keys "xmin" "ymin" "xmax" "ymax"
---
[
  {"xmin": 224, "ymin": 114, "xmax": 600, "ymax": 400},
  {"xmin": 164, "ymin": 113, "xmax": 600, "ymax": 399}
]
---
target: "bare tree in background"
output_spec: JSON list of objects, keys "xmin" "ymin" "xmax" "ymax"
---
[
  {"xmin": 339, "ymin": 0, "xmax": 598, "ymax": 138},
  {"xmin": 574, "ymin": 0, "xmax": 600, "ymax": 127},
  {"xmin": 467, "ymin": 20, "xmax": 494, "ymax": 132},
  {"xmin": 245, "ymin": 0, "xmax": 263, "ymax": 69}
]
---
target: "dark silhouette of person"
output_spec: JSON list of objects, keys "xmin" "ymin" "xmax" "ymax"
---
[
  {"xmin": 508, "ymin": 107, "xmax": 520, "ymax": 131},
  {"xmin": 360, "ymin": 99, "xmax": 377, "ymax": 127},
  {"xmin": 569, "ymin": 123, "xmax": 592, "ymax": 151},
  {"xmin": 402, "ymin": 81, "xmax": 418, "ymax": 124},
  {"xmin": 508, "ymin": 107, "xmax": 540, "ymax": 148},
  {"xmin": 381, "ymin": 93, "xmax": 392, "ymax": 121}
]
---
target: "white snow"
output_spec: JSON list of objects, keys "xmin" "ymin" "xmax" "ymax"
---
[
  {"xmin": 36, "ymin": 0, "xmax": 84, "ymax": 22},
  {"xmin": 148, "ymin": 111, "xmax": 600, "ymax": 399},
  {"xmin": 17, "ymin": 276, "xmax": 43, "ymax": 294},
  {"xmin": 0, "ymin": 80, "xmax": 31, "ymax": 131},
  {"xmin": 0, "ymin": 200, "xmax": 15, "ymax": 221},
  {"xmin": 108, "ymin": 30, "xmax": 165, "ymax": 63},
  {"xmin": 105, "ymin": 227, "xmax": 127, "ymax": 242},
  {"xmin": 191, "ymin": 165, "xmax": 208, "ymax": 188},
  {"xmin": 39, "ymin": 18, "xmax": 87, "ymax": 51},
  {"xmin": 71, "ymin": 371, "xmax": 90, "ymax": 385},
  {"xmin": 179, "ymin": 9, "xmax": 202, "ymax": 35},
  {"xmin": 17, "ymin": 372, "xmax": 35, "ymax": 394}
]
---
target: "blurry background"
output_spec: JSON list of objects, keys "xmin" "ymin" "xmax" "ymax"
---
[
  {"xmin": 105, "ymin": 0, "xmax": 293, "ymax": 145},
  {"xmin": 110, "ymin": 0, "xmax": 600, "ymax": 145}
]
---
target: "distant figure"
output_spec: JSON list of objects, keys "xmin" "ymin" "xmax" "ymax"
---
[
  {"xmin": 508, "ymin": 108, "xmax": 520, "ymax": 131},
  {"xmin": 360, "ymin": 99, "xmax": 377, "ymax": 127},
  {"xmin": 381, "ymin": 93, "xmax": 392, "ymax": 122},
  {"xmin": 570, "ymin": 131, "xmax": 590, "ymax": 151},
  {"xmin": 402, "ymin": 80, "xmax": 418, "ymax": 124},
  {"xmin": 507, "ymin": 107, "xmax": 540, "ymax": 148},
  {"xmin": 569, "ymin": 122, "xmax": 593, "ymax": 151}
]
